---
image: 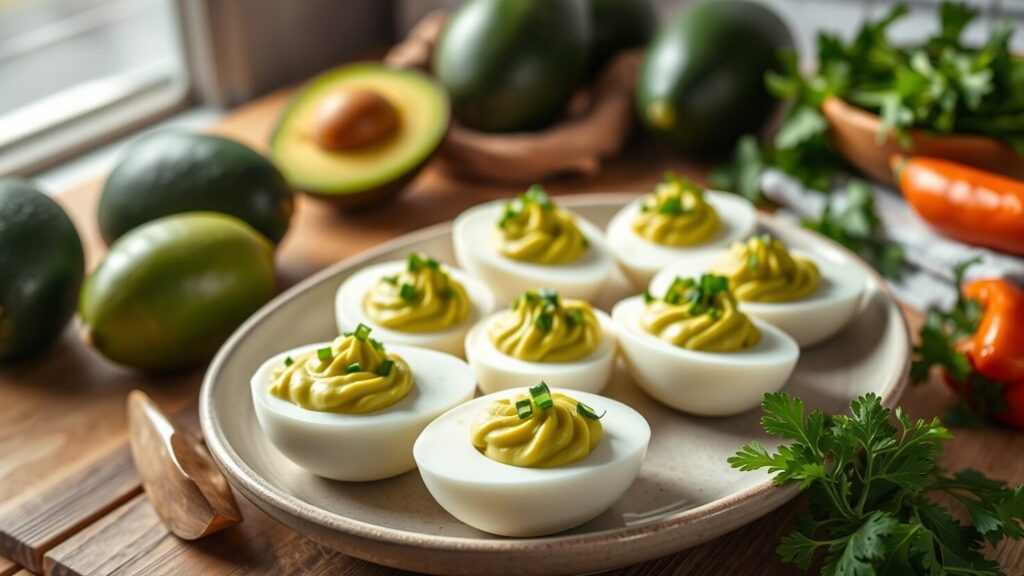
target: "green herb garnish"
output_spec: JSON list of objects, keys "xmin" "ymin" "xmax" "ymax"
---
[
  {"xmin": 316, "ymin": 347, "xmax": 333, "ymax": 362},
  {"xmin": 642, "ymin": 291, "xmax": 654, "ymax": 304},
  {"xmin": 440, "ymin": 286, "xmax": 454, "ymax": 300},
  {"xmin": 565, "ymin": 308, "xmax": 584, "ymax": 328},
  {"xmin": 576, "ymin": 401, "xmax": 605, "ymax": 421},
  {"xmin": 377, "ymin": 359, "xmax": 394, "ymax": 377},
  {"xmin": 529, "ymin": 382, "xmax": 553, "ymax": 410},
  {"xmin": 538, "ymin": 289, "xmax": 560, "ymax": 308},
  {"xmin": 345, "ymin": 362, "xmax": 362, "ymax": 374},
  {"xmin": 730, "ymin": 392, "xmax": 1024, "ymax": 575},
  {"xmin": 522, "ymin": 184, "xmax": 552, "ymax": 208},
  {"xmin": 425, "ymin": 257, "xmax": 440, "ymax": 269},
  {"xmin": 382, "ymin": 275, "xmax": 398, "ymax": 285},
  {"xmin": 658, "ymin": 196, "xmax": 684, "ymax": 216},
  {"xmin": 354, "ymin": 323, "xmax": 372, "ymax": 342},
  {"xmin": 534, "ymin": 312, "xmax": 553, "ymax": 332},
  {"xmin": 284, "ymin": 356, "xmax": 294, "ymax": 367},
  {"xmin": 516, "ymin": 398, "xmax": 534, "ymax": 420},
  {"xmin": 399, "ymin": 283, "xmax": 417, "ymax": 302}
]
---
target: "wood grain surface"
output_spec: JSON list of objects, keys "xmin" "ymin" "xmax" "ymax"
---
[{"xmin": 1, "ymin": 84, "xmax": 1022, "ymax": 575}]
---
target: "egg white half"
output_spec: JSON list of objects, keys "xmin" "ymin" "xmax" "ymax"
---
[
  {"xmin": 251, "ymin": 343, "xmax": 476, "ymax": 481},
  {"xmin": 650, "ymin": 248, "xmax": 866, "ymax": 347},
  {"xmin": 463, "ymin": 308, "xmax": 618, "ymax": 394},
  {"xmin": 605, "ymin": 191, "xmax": 758, "ymax": 289},
  {"xmin": 612, "ymin": 296, "xmax": 799, "ymax": 416},
  {"xmin": 414, "ymin": 388, "xmax": 650, "ymax": 537},
  {"xmin": 452, "ymin": 201, "xmax": 616, "ymax": 305}
]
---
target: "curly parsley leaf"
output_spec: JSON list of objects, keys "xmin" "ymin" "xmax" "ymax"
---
[{"xmin": 731, "ymin": 392, "xmax": 1024, "ymax": 575}]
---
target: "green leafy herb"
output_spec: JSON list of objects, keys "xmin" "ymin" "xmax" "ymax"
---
[
  {"xmin": 658, "ymin": 196, "xmax": 684, "ymax": 215},
  {"xmin": 399, "ymin": 283, "xmax": 417, "ymax": 302},
  {"xmin": 538, "ymin": 288, "xmax": 560, "ymax": 308},
  {"xmin": 407, "ymin": 253, "xmax": 424, "ymax": 272},
  {"xmin": 522, "ymin": 184, "xmax": 553, "ymax": 208},
  {"xmin": 642, "ymin": 291, "xmax": 654, "ymax": 304},
  {"xmin": 345, "ymin": 362, "xmax": 362, "ymax": 374},
  {"xmin": 530, "ymin": 381, "xmax": 554, "ymax": 410},
  {"xmin": 377, "ymin": 359, "xmax": 394, "ymax": 377},
  {"xmin": 382, "ymin": 275, "xmax": 398, "ymax": 285},
  {"xmin": 516, "ymin": 398, "xmax": 534, "ymax": 420},
  {"xmin": 534, "ymin": 312, "xmax": 553, "ymax": 332},
  {"xmin": 802, "ymin": 180, "xmax": 906, "ymax": 279},
  {"xmin": 425, "ymin": 257, "xmax": 440, "ymax": 269},
  {"xmin": 730, "ymin": 392, "xmax": 1024, "ymax": 575},
  {"xmin": 576, "ymin": 401, "xmax": 605, "ymax": 421},
  {"xmin": 284, "ymin": 356, "xmax": 294, "ymax": 367},
  {"xmin": 354, "ymin": 323, "xmax": 372, "ymax": 342},
  {"xmin": 565, "ymin": 308, "xmax": 584, "ymax": 328},
  {"xmin": 316, "ymin": 347, "xmax": 333, "ymax": 362}
]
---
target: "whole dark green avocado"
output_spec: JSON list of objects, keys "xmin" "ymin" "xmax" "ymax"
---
[
  {"xmin": 636, "ymin": 0, "xmax": 793, "ymax": 155},
  {"xmin": 433, "ymin": 0, "xmax": 591, "ymax": 132},
  {"xmin": 98, "ymin": 131, "xmax": 294, "ymax": 245},
  {"xmin": 588, "ymin": 0, "xmax": 657, "ymax": 72},
  {"xmin": 0, "ymin": 180, "xmax": 85, "ymax": 361}
]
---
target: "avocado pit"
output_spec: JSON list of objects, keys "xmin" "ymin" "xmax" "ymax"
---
[{"xmin": 313, "ymin": 89, "xmax": 399, "ymax": 151}]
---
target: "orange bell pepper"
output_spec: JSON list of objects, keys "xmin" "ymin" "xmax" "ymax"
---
[
  {"xmin": 892, "ymin": 156, "xmax": 1024, "ymax": 256},
  {"xmin": 960, "ymin": 279, "xmax": 1024, "ymax": 383}
]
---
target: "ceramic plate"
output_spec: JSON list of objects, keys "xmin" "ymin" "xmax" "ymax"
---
[{"xmin": 200, "ymin": 194, "xmax": 910, "ymax": 576}]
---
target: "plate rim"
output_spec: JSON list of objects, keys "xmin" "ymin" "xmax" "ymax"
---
[{"xmin": 200, "ymin": 192, "xmax": 911, "ymax": 554}]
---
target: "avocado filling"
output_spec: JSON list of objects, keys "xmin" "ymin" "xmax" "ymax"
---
[
  {"xmin": 712, "ymin": 235, "xmax": 820, "ymax": 303},
  {"xmin": 269, "ymin": 325, "xmax": 413, "ymax": 413},
  {"xmin": 489, "ymin": 290, "xmax": 601, "ymax": 362},
  {"xmin": 364, "ymin": 253, "xmax": 471, "ymax": 332},
  {"xmin": 641, "ymin": 274, "xmax": 761, "ymax": 352},
  {"xmin": 632, "ymin": 172, "xmax": 719, "ymax": 247},
  {"xmin": 471, "ymin": 383, "xmax": 603, "ymax": 468},
  {"xmin": 495, "ymin": 186, "xmax": 588, "ymax": 265}
]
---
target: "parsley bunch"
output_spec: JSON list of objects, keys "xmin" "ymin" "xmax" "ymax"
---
[
  {"xmin": 911, "ymin": 258, "xmax": 1007, "ymax": 425},
  {"xmin": 730, "ymin": 392, "xmax": 1024, "ymax": 575}
]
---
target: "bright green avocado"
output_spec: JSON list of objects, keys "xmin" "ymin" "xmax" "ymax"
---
[
  {"xmin": 79, "ymin": 212, "xmax": 275, "ymax": 371},
  {"xmin": 433, "ymin": 0, "xmax": 591, "ymax": 132},
  {"xmin": 270, "ymin": 63, "xmax": 449, "ymax": 208},
  {"xmin": 0, "ymin": 180, "xmax": 85, "ymax": 362},
  {"xmin": 637, "ymin": 0, "xmax": 793, "ymax": 154},
  {"xmin": 588, "ymin": 0, "xmax": 657, "ymax": 72},
  {"xmin": 98, "ymin": 131, "xmax": 294, "ymax": 245}
]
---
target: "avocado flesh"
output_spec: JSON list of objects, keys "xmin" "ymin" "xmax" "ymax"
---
[{"xmin": 270, "ymin": 64, "xmax": 449, "ymax": 206}]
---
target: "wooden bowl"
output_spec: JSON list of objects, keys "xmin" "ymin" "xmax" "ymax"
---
[{"xmin": 822, "ymin": 96, "xmax": 1024, "ymax": 186}]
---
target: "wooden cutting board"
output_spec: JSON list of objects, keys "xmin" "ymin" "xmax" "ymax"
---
[{"xmin": 1, "ymin": 87, "xmax": 1022, "ymax": 576}]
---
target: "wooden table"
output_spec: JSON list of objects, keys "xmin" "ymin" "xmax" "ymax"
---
[{"xmin": 1, "ymin": 88, "xmax": 1022, "ymax": 576}]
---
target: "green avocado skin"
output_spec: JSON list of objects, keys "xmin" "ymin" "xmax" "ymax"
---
[
  {"xmin": 433, "ymin": 0, "xmax": 591, "ymax": 132},
  {"xmin": 98, "ymin": 131, "xmax": 294, "ymax": 246},
  {"xmin": 79, "ymin": 212, "xmax": 275, "ymax": 372},
  {"xmin": 0, "ymin": 180, "xmax": 85, "ymax": 362},
  {"xmin": 637, "ymin": 0, "xmax": 793, "ymax": 155},
  {"xmin": 588, "ymin": 0, "xmax": 657, "ymax": 72}
]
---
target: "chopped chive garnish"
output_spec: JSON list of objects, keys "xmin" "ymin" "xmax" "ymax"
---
[
  {"xmin": 577, "ymin": 401, "xmax": 606, "ymax": 420},
  {"xmin": 746, "ymin": 252, "xmax": 760, "ymax": 270},
  {"xmin": 701, "ymin": 274, "xmax": 729, "ymax": 295},
  {"xmin": 498, "ymin": 204, "xmax": 517, "ymax": 228},
  {"xmin": 538, "ymin": 288, "xmax": 559, "ymax": 308},
  {"xmin": 399, "ymin": 283, "xmax": 416, "ymax": 301},
  {"xmin": 382, "ymin": 275, "xmax": 398, "ymax": 285},
  {"xmin": 659, "ymin": 196, "xmax": 683, "ymax": 215},
  {"xmin": 354, "ymin": 323, "xmax": 372, "ymax": 341},
  {"xmin": 317, "ymin": 347, "xmax": 333, "ymax": 362},
  {"xmin": 425, "ymin": 257, "xmax": 440, "ymax": 269},
  {"xmin": 378, "ymin": 359, "xmax": 394, "ymax": 376},
  {"xmin": 707, "ymin": 307, "xmax": 720, "ymax": 319},
  {"xmin": 515, "ymin": 398, "xmax": 534, "ymax": 420},
  {"xmin": 345, "ymin": 362, "xmax": 362, "ymax": 373},
  {"xmin": 370, "ymin": 338, "xmax": 384, "ymax": 351},
  {"xmin": 534, "ymin": 312, "xmax": 553, "ymax": 331},
  {"xmin": 407, "ymin": 253, "xmax": 423, "ymax": 272},
  {"xmin": 523, "ymin": 185, "xmax": 552, "ymax": 208},
  {"xmin": 440, "ymin": 286, "xmax": 454, "ymax": 300},
  {"xmin": 566, "ymin": 308, "xmax": 584, "ymax": 327},
  {"xmin": 284, "ymin": 356, "xmax": 294, "ymax": 367},
  {"xmin": 642, "ymin": 291, "xmax": 654, "ymax": 304},
  {"xmin": 529, "ymin": 382, "xmax": 553, "ymax": 410},
  {"xmin": 665, "ymin": 277, "xmax": 688, "ymax": 305}
]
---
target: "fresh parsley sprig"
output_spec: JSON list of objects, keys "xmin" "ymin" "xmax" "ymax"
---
[{"xmin": 730, "ymin": 392, "xmax": 1024, "ymax": 575}]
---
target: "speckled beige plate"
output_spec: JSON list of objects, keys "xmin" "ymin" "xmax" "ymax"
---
[{"xmin": 200, "ymin": 194, "xmax": 909, "ymax": 576}]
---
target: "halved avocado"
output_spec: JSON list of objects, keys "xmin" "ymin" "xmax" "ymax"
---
[{"xmin": 270, "ymin": 63, "xmax": 449, "ymax": 208}]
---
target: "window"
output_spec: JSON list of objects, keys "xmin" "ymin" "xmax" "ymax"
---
[{"xmin": 0, "ymin": 0, "xmax": 190, "ymax": 175}]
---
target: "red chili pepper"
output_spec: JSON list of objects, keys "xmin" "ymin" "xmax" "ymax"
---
[
  {"xmin": 961, "ymin": 279, "xmax": 1024, "ymax": 383},
  {"xmin": 893, "ymin": 156, "xmax": 1024, "ymax": 256}
]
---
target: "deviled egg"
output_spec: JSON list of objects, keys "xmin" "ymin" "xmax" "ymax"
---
[
  {"xmin": 336, "ymin": 252, "xmax": 494, "ymax": 357},
  {"xmin": 453, "ymin": 186, "xmax": 615, "ymax": 303},
  {"xmin": 651, "ymin": 235, "xmax": 866, "ymax": 347},
  {"xmin": 251, "ymin": 325, "xmax": 476, "ymax": 481},
  {"xmin": 605, "ymin": 173, "xmax": 757, "ymax": 288},
  {"xmin": 465, "ymin": 289, "xmax": 617, "ymax": 394},
  {"xmin": 613, "ymin": 274, "xmax": 799, "ymax": 416},
  {"xmin": 414, "ymin": 382, "xmax": 650, "ymax": 537}
]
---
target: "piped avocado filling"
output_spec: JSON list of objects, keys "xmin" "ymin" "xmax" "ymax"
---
[
  {"xmin": 270, "ymin": 325, "xmax": 413, "ymax": 413},
  {"xmin": 494, "ymin": 186, "xmax": 588, "ymax": 265},
  {"xmin": 712, "ymin": 235, "xmax": 820, "ymax": 303},
  {"xmin": 471, "ymin": 382, "xmax": 603, "ymax": 468},
  {"xmin": 641, "ymin": 274, "xmax": 761, "ymax": 352},
  {"xmin": 364, "ymin": 253, "xmax": 471, "ymax": 332},
  {"xmin": 632, "ymin": 172, "xmax": 719, "ymax": 247},
  {"xmin": 488, "ymin": 290, "xmax": 601, "ymax": 362}
]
